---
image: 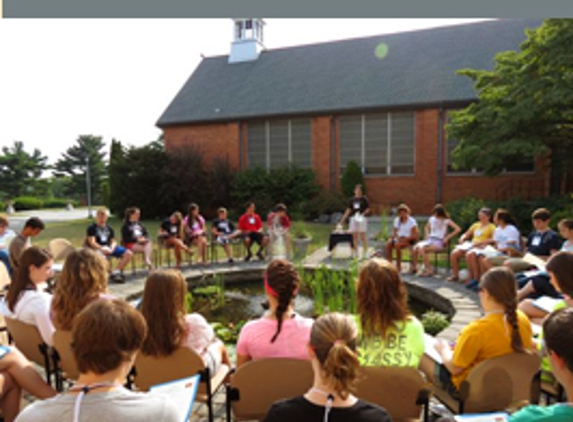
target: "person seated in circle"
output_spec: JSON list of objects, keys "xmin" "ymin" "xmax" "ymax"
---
[
  {"xmin": 447, "ymin": 207, "xmax": 495, "ymax": 283},
  {"xmin": 509, "ymin": 307, "xmax": 573, "ymax": 421},
  {"xmin": 51, "ymin": 248, "xmax": 114, "ymax": 331},
  {"xmin": 238, "ymin": 202, "xmax": 269, "ymax": 262},
  {"xmin": 0, "ymin": 247, "xmax": 55, "ymax": 346},
  {"xmin": 411, "ymin": 204, "xmax": 461, "ymax": 277},
  {"xmin": 467, "ymin": 208, "xmax": 522, "ymax": 289},
  {"xmin": 183, "ymin": 203, "xmax": 208, "ymax": 265},
  {"xmin": 420, "ymin": 267, "xmax": 533, "ymax": 399},
  {"xmin": 212, "ymin": 207, "xmax": 241, "ymax": 264},
  {"xmin": 0, "ymin": 346, "xmax": 56, "ymax": 421},
  {"xmin": 85, "ymin": 208, "xmax": 132, "ymax": 283},
  {"xmin": 266, "ymin": 204, "xmax": 292, "ymax": 259},
  {"xmin": 355, "ymin": 258, "xmax": 425, "ymax": 368},
  {"xmin": 518, "ymin": 251, "xmax": 573, "ymax": 324},
  {"xmin": 236, "ymin": 259, "xmax": 313, "ymax": 368},
  {"xmin": 262, "ymin": 313, "xmax": 392, "ymax": 422},
  {"xmin": 0, "ymin": 216, "xmax": 16, "ymax": 277},
  {"xmin": 385, "ymin": 203, "xmax": 419, "ymax": 273},
  {"xmin": 16, "ymin": 299, "xmax": 180, "ymax": 422},
  {"xmin": 159, "ymin": 211, "xmax": 192, "ymax": 269},
  {"xmin": 121, "ymin": 207, "xmax": 154, "ymax": 271},
  {"xmin": 9, "ymin": 217, "xmax": 45, "ymax": 276},
  {"xmin": 503, "ymin": 208, "xmax": 562, "ymax": 273},
  {"xmin": 139, "ymin": 270, "xmax": 230, "ymax": 375}
]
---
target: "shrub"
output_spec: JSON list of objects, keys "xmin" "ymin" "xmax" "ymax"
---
[
  {"xmin": 301, "ymin": 190, "xmax": 347, "ymax": 220},
  {"xmin": 13, "ymin": 197, "xmax": 43, "ymax": 211},
  {"xmin": 445, "ymin": 197, "xmax": 488, "ymax": 232},
  {"xmin": 43, "ymin": 198, "xmax": 77, "ymax": 209},
  {"xmin": 231, "ymin": 165, "xmax": 319, "ymax": 218},
  {"xmin": 421, "ymin": 310, "xmax": 450, "ymax": 336},
  {"xmin": 0, "ymin": 201, "xmax": 4, "ymax": 212},
  {"xmin": 340, "ymin": 160, "xmax": 365, "ymax": 198}
]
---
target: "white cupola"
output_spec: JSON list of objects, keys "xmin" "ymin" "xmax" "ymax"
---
[{"xmin": 229, "ymin": 18, "xmax": 265, "ymax": 64}]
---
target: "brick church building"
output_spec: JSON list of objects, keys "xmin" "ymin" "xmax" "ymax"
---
[{"xmin": 157, "ymin": 18, "xmax": 546, "ymax": 213}]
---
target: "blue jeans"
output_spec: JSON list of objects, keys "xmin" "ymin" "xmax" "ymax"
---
[{"xmin": 0, "ymin": 249, "xmax": 12, "ymax": 277}]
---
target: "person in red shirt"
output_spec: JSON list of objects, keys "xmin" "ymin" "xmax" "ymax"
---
[{"xmin": 238, "ymin": 202, "xmax": 269, "ymax": 261}]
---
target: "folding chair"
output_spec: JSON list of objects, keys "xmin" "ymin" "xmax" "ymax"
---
[
  {"xmin": 5, "ymin": 317, "xmax": 53, "ymax": 386},
  {"xmin": 134, "ymin": 347, "xmax": 230, "ymax": 422},
  {"xmin": 432, "ymin": 352, "xmax": 541, "ymax": 414},
  {"xmin": 355, "ymin": 366, "xmax": 430, "ymax": 422},
  {"xmin": 226, "ymin": 358, "xmax": 314, "ymax": 422},
  {"xmin": 51, "ymin": 330, "xmax": 80, "ymax": 391}
]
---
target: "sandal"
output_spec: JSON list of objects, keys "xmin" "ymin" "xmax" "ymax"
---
[{"xmin": 446, "ymin": 275, "xmax": 459, "ymax": 282}]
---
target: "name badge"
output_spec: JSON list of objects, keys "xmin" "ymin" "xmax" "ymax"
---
[
  {"xmin": 100, "ymin": 234, "xmax": 108, "ymax": 243},
  {"xmin": 475, "ymin": 229, "xmax": 482, "ymax": 237},
  {"xmin": 353, "ymin": 201, "xmax": 360, "ymax": 210},
  {"xmin": 134, "ymin": 228, "xmax": 142, "ymax": 237},
  {"xmin": 170, "ymin": 226, "xmax": 177, "ymax": 234},
  {"xmin": 531, "ymin": 235, "xmax": 542, "ymax": 247},
  {"xmin": 249, "ymin": 217, "xmax": 255, "ymax": 225}
]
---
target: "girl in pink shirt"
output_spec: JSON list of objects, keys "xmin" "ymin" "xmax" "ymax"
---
[
  {"xmin": 183, "ymin": 203, "xmax": 208, "ymax": 264},
  {"xmin": 236, "ymin": 259, "xmax": 314, "ymax": 367},
  {"xmin": 139, "ymin": 270, "xmax": 230, "ymax": 374}
]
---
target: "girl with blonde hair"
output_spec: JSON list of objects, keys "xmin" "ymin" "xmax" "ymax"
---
[{"xmin": 51, "ymin": 248, "xmax": 112, "ymax": 330}]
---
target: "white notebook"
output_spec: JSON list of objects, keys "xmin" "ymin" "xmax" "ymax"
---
[{"xmin": 149, "ymin": 374, "xmax": 201, "ymax": 422}]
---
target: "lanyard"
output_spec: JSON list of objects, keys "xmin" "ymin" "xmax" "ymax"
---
[
  {"xmin": 309, "ymin": 387, "xmax": 336, "ymax": 422},
  {"xmin": 69, "ymin": 382, "xmax": 122, "ymax": 422}
]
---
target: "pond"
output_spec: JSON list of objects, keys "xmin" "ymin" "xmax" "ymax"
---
[{"xmin": 189, "ymin": 279, "xmax": 433, "ymax": 327}]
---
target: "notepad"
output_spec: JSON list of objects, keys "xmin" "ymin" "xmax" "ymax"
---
[
  {"xmin": 149, "ymin": 374, "xmax": 201, "ymax": 422},
  {"xmin": 531, "ymin": 296, "xmax": 563, "ymax": 313},
  {"xmin": 454, "ymin": 412, "xmax": 508, "ymax": 421}
]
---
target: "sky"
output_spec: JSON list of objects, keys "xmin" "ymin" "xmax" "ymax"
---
[{"xmin": 0, "ymin": 18, "xmax": 491, "ymax": 165}]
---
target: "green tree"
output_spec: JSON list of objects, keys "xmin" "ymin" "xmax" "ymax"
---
[
  {"xmin": 53, "ymin": 135, "xmax": 107, "ymax": 202},
  {"xmin": 107, "ymin": 139, "xmax": 129, "ymax": 214},
  {"xmin": 449, "ymin": 19, "xmax": 573, "ymax": 194},
  {"xmin": 340, "ymin": 160, "xmax": 365, "ymax": 198},
  {"xmin": 0, "ymin": 141, "xmax": 48, "ymax": 198}
]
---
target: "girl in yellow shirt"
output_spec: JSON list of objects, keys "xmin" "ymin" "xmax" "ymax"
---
[{"xmin": 421, "ymin": 267, "xmax": 533, "ymax": 396}]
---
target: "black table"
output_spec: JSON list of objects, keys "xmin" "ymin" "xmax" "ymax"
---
[{"xmin": 328, "ymin": 232, "xmax": 354, "ymax": 251}]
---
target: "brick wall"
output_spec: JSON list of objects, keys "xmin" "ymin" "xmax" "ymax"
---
[
  {"xmin": 163, "ymin": 122, "xmax": 241, "ymax": 169},
  {"xmin": 161, "ymin": 108, "xmax": 549, "ymax": 214}
]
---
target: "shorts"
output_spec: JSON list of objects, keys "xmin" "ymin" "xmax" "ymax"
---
[
  {"xmin": 215, "ymin": 236, "xmax": 229, "ymax": 245},
  {"xmin": 124, "ymin": 242, "xmax": 136, "ymax": 251},
  {"xmin": 504, "ymin": 258, "xmax": 535, "ymax": 273},
  {"xmin": 485, "ymin": 255, "xmax": 508, "ymax": 266},
  {"xmin": 416, "ymin": 237, "xmax": 444, "ymax": 250},
  {"xmin": 243, "ymin": 231, "xmax": 264, "ymax": 244},
  {"xmin": 349, "ymin": 215, "xmax": 367, "ymax": 233},
  {"xmin": 108, "ymin": 246, "xmax": 127, "ymax": 258}
]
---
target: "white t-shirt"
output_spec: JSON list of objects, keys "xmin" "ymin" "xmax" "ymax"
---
[
  {"xmin": 428, "ymin": 216, "xmax": 450, "ymax": 240},
  {"xmin": 0, "ymin": 289, "xmax": 55, "ymax": 346},
  {"xmin": 493, "ymin": 224, "xmax": 521, "ymax": 250},
  {"xmin": 393, "ymin": 216, "xmax": 418, "ymax": 238}
]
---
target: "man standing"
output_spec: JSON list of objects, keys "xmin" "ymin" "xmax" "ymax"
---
[
  {"xmin": 85, "ymin": 209, "xmax": 132, "ymax": 283},
  {"xmin": 238, "ymin": 202, "xmax": 269, "ymax": 261},
  {"xmin": 9, "ymin": 217, "xmax": 44, "ymax": 275}
]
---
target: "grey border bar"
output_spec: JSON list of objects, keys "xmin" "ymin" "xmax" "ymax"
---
[{"xmin": 4, "ymin": 0, "xmax": 573, "ymax": 19}]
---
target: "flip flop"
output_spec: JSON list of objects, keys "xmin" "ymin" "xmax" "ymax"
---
[{"xmin": 446, "ymin": 276, "xmax": 459, "ymax": 282}]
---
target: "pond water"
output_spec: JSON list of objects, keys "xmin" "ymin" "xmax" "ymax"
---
[{"xmin": 190, "ymin": 280, "xmax": 432, "ymax": 326}]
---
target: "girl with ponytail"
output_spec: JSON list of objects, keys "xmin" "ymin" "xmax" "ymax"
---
[
  {"xmin": 236, "ymin": 259, "xmax": 314, "ymax": 367},
  {"xmin": 263, "ymin": 313, "xmax": 391, "ymax": 422},
  {"xmin": 421, "ymin": 267, "xmax": 533, "ymax": 397}
]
